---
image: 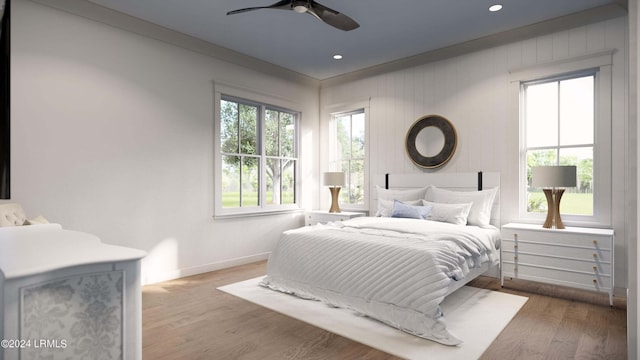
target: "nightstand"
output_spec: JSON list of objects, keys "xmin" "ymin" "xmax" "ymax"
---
[
  {"xmin": 501, "ymin": 223, "xmax": 614, "ymax": 306},
  {"xmin": 305, "ymin": 210, "xmax": 365, "ymax": 226}
]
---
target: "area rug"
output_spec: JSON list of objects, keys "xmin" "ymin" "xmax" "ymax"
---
[{"xmin": 218, "ymin": 277, "xmax": 528, "ymax": 360}]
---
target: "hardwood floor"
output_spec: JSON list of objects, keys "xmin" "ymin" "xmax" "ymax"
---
[{"xmin": 142, "ymin": 261, "xmax": 627, "ymax": 359}]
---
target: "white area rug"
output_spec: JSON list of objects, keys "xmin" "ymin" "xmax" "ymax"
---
[{"xmin": 218, "ymin": 277, "xmax": 528, "ymax": 360}]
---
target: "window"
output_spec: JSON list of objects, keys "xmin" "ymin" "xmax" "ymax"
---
[
  {"xmin": 217, "ymin": 94, "xmax": 299, "ymax": 215},
  {"xmin": 524, "ymin": 73, "xmax": 595, "ymax": 216},
  {"xmin": 331, "ymin": 109, "xmax": 366, "ymax": 207},
  {"xmin": 513, "ymin": 50, "xmax": 613, "ymax": 226}
]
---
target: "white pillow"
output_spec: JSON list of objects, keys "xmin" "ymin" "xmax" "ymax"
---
[
  {"xmin": 375, "ymin": 186, "xmax": 428, "ymax": 217},
  {"xmin": 426, "ymin": 186, "xmax": 498, "ymax": 227},
  {"xmin": 377, "ymin": 198, "xmax": 423, "ymax": 217},
  {"xmin": 391, "ymin": 200, "xmax": 432, "ymax": 220},
  {"xmin": 422, "ymin": 200, "xmax": 472, "ymax": 225}
]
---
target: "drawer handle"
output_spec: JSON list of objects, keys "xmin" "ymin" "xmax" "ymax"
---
[
  {"xmin": 593, "ymin": 253, "xmax": 598, "ymax": 259},
  {"xmin": 593, "ymin": 266, "xmax": 598, "ymax": 271},
  {"xmin": 593, "ymin": 279, "xmax": 597, "ymax": 284},
  {"xmin": 514, "ymin": 267, "xmax": 518, "ymax": 272},
  {"xmin": 514, "ymin": 244, "xmax": 518, "ymax": 249},
  {"xmin": 593, "ymin": 240, "xmax": 598, "ymax": 245},
  {"xmin": 514, "ymin": 256, "xmax": 518, "ymax": 260}
]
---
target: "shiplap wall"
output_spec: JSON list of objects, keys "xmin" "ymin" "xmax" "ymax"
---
[{"xmin": 320, "ymin": 17, "xmax": 631, "ymax": 289}]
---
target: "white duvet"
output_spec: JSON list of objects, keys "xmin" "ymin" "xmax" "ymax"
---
[{"xmin": 260, "ymin": 217, "xmax": 500, "ymax": 345}]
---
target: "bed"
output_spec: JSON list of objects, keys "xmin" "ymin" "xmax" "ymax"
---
[{"xmin": 260, "ymin": 172, "xmax": 500, "ymax": 345}]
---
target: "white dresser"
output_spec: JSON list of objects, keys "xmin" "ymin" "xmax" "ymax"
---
[
  {"xmin": 0, "ymin": 224, "xmax": 146, "ymax": 360},
  {"xmin": 305, "ymin": 210, "xmax": 365, "ymax": 226},
  {"xmin": 501, "ymin": 223, "xmax": 614, "ymax": 305}
]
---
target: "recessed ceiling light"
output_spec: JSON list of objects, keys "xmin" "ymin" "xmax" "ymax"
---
[
  {"xmin": 333, "ymin": 54, "xmax": 343, "ymax": 60},
  {"xmin": 489, "ymin": 4, "xmax": 503, "ymax": 12}
]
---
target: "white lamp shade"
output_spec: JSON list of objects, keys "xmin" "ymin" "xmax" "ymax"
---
[
  {"xmin": 323, "ymin": 172, "xmax": 345, "ymax": 187},
  {"xmin": 531, "ymin": 166, "xmax": 577, "ymax": 188}
]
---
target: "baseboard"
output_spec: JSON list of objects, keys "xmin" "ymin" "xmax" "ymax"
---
[{"xmin": 142, "ymin": 252, "xmax": 271, "ymax": 285}]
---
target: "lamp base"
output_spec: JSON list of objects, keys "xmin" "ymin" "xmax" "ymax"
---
[
  {"xmin": 542, "ymin": 188, "xmax": 565, "ymax": 229},
  {"xmin": 328, "ymin": 187, "xmax": 341, "ymax": 213}
]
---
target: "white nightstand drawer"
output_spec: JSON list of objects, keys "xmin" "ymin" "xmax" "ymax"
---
[
  {"xmin": 501, "ymin": 229, "xmax": 612, "ymax": 250},
  {"xmin": 502, "ymin": 262, "xmax": 612, "ymax": 292},
  {"xmin": 502, "ymin": 251, "xmax": 611, "ymax": 275},
  {"xmin": 305, "ymin": 211, "xmax": 365, "ymax": 226},
  {"xmin": 502, "ymin": 239, "xmax": 611, "ymax": 262}
]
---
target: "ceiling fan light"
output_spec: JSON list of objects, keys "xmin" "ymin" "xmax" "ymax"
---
[
  {"xmin": 292, "ymin": 1, "xmax": 308, "ymax": 13},
  {"xmin": 489, "ymin": 4, "xmax": 503, "ymax": 12}
]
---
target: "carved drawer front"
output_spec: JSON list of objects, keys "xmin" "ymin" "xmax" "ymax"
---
[{"xmin": 20, "ymin": 271, "xmax": 124, "ymax": 360}]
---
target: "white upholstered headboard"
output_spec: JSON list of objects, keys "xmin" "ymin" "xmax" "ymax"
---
[{"xmin": 370, "ymin": 172, "xmax": 501, "ymax": 227}]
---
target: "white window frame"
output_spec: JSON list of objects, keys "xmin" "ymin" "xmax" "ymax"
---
[
  {"xmin": 326, "ymin": 100, "xmax": 370, "ymax": 212},
  {"xmin": 214, "ymin": 82, "xmax": 301, "ymax": 218},
  {"xmin": 510, "ymin": 50, "xmax": 613, "ymax": 227}
]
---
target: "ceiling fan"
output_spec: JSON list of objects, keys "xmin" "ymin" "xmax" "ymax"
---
[{"xmin": 226, "ymin": 0, "xmax": 360, "ymax": 31}]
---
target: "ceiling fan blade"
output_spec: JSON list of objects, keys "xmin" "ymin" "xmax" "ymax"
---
[
  {"xmin": 307, "ymin": 0, "xmax": 359, "ymax": 31},
  {"xmin": 227, "ymin": 0, "xmax": 359, "ymax": 31},
  {"xmin": 227, "ymin": 0, "xmax": 292, "ymax": 16}
]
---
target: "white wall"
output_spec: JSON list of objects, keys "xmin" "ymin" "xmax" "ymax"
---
[
  {"xmin": 320, "ymin": 16, "xmax": 632, "ymax": 290},
  {"xmin": 9, "ymin": 0, "xmax": 320, "ymax": 284}
]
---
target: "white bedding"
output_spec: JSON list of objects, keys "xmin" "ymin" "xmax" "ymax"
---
[{"xmin": 260, "ymin": 216, "xmax": 500, "ymax": 346}]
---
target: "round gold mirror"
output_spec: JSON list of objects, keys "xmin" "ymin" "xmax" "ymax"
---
[{"xmin": 405, "ymin": 115, "xmax": 457, "ymax": 169}]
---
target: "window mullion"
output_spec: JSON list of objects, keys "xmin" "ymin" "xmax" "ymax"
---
[
  {"xmin": 278, "ymin": 111, "xmax": 282, "ymax": 157},
  {"xmin": 239, "ymin": 156, "xmax": 243, "ymax": 207},
  {"xmin": 237, "ymin": 105, "xmax": 243, "ymax": 207},
  {"xmin": 259, "ymin": 105, "xmax": 265, "ymax": 208},
  {"xmin": 236, "ymin": 105, "xmax": 241, "ymax": 154},
  {"xmin": 277, "ymin": 112, "xmax": 282, "ymax": 204},
  {"xmin": 279, "ymin": 157, "xmax": 284, "ymax": 204}
]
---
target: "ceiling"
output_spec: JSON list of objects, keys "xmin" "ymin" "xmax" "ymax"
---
[{"xmin": 84, "ymin": 0, "xmax": 624, "ymax": 80}]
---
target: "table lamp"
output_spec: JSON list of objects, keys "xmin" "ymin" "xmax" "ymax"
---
[
  {"xmin": 323, "ymin": 172, "xmax": 345, "ymax": 213},
  {"xmin": 531, "ymin": 165, "xmax": 577, "ymax": 229}
]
